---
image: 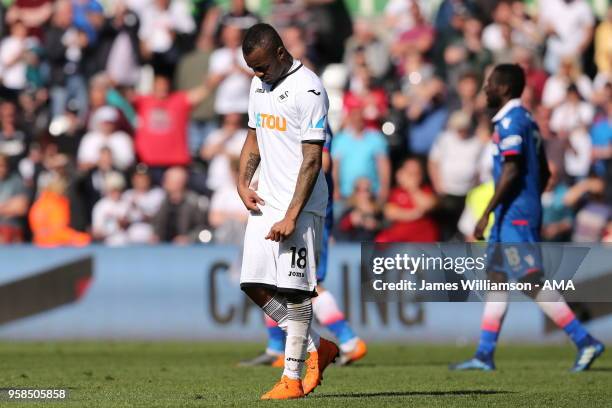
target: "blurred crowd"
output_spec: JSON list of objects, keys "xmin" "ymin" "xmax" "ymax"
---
[{"xmin": 0, "ymin": 0, "xmax": 610, "ymax": 246}]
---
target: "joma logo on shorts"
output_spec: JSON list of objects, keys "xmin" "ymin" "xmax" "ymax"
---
[
  {"xmin": 255, "ymin": 113, "xmax": 287, "ymax": 131},
  {"xmin": 288, "ymin": 271, "xmax": 305, "ymax": 277}
]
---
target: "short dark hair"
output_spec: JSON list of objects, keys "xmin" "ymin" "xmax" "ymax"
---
[
  {"xmin": 493, "ymin": 64, "xmax": 526, "ymax": 98},
  {"xmin": 242, "ymin": 23, "xmax": 284, "ymax": 56}
]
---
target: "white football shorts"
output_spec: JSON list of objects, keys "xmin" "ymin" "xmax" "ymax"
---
[{"xmin": 240, "ymin": 203, "xmax": 322, "ymax": 296}]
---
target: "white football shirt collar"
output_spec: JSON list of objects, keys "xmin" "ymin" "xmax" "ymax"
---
[{"xmin": 492, "ymin": 98, "xmax": 522, "ymax": 123}]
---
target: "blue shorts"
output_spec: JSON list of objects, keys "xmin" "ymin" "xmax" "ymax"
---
[{"xmin": 486, "ymin": 220, "xmax": 542, "ymax": 280}]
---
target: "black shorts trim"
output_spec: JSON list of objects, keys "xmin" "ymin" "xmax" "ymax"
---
[
  {"xmin": 240, "ymin": 282, "xmax": 317, "ymax": 298},
  {"xmin": 301, "ymin": 139, "xmax": 325, "ymax": 145}
]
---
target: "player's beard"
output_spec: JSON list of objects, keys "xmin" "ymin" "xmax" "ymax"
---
[{"xmin": 486, "ymin": 93, "xmax": 502, "ymax": 111}]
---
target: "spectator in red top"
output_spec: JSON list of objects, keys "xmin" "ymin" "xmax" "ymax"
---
[
  {"xmin": 376, "ymin": 157, "xmax": 439, "ymax": 243},
  {"xmin": 343, "ymin": 66, "xmax": 388, "ymax": 130},
  {"xmin": 133, "ymin": 74, "xmax": 211, "ymax": 179}
]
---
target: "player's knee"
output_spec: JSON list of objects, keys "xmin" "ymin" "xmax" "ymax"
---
[{"xmin": 241, "ymin": 285, "xmax": 275, "ymax": 308}]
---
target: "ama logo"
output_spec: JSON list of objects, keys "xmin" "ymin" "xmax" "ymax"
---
[{"xmin": 256, "ymin": 113, "xmax": 287, "ymax": 131}]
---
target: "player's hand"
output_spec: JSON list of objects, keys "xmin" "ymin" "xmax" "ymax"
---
[
  {"xmin": 265, "ymin": 217, "xmax": 296, "ymax": 242},
  {"xmin": 474, "ymin": 214, "xmax": 489, "ymax": 241},
  {"xmin": 237, "ymin": 185, "xmax": 264, "ymax": 212}
]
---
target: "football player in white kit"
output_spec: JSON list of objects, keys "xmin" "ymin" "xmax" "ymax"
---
[{"xmin": 237, "ymin": 23, "xmax": 339, "ymax": 400}]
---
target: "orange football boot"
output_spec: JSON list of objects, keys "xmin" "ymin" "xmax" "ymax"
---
[
  {"xmin": 302, "ymin": 337, "xmax": 339, "ymax": 395},
  {"xmin": 337, "ymin": 339, "xmax": 368, "ymax": 365},
  {"xmin": 260, "ymin": 375, "xmax": 305, "ymax": 400},
  {"xmin": 271, "ymin": 354, "xmax": 285, "ymax": 368}
]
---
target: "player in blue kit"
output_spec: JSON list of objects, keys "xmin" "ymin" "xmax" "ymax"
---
[
  {"xmin": 240, "ymin": 125, "xmax": 367, "ymax": 368},
  {"xmin": 450, "ymin": 64, "xmax": 604, "ymax": 372}
]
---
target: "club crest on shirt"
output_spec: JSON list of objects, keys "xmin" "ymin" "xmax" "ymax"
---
[{"xmin": 277, "ymin": 90, "xmax": 289, "ymax": 103}]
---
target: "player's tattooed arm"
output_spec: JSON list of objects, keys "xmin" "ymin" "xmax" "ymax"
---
[
  {"xmin": 286, "ymin": 142, "xmax": 323, "ymax": 221},
  {"xmin": 237, "ymin": 128, "xmax": 264, "ymax": 212},
  {"xmin": 265, "ymin": 141, "xmax": 323, "ymax": 242},
  {"xmin": 244, "ymin": 152, "xmax": 260, "ymax": 185}
]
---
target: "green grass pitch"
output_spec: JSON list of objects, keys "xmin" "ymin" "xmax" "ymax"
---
[{"xmin": 0, "ymin": 342, "xmax": 610, "ymax": 407}]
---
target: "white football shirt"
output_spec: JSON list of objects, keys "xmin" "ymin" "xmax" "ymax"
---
[{"xmin": 247, "ymin": 59, "xmax": 328, "ymax": 217}]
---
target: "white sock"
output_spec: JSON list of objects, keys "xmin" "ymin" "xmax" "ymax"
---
[
  {"xmin": 282, "ymin": 298, "xmax": 313, "ymax": 380},
  {"xmin": 263, "ymin": 293, "xmax": 320, "ymax": 354}
]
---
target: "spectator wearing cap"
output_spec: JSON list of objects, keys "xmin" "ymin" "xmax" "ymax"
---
[
  {"xmin": 152, "ymin": 166, "xmax": 207, "ymax": 244},
  {"xmin": 0, "ymin": 154, "xmax": 29, "ymax": 243},
  {"xmin": 120, "ymin": 166, "xmax": 165, "ymax": 243},
  {"xmin": 133, "ymin": 74, "xmax": 212, "ymax": 180},
  {"xmin": 428, "ymin": 110, "xmax": 486, "ymax": 240},
  {"xmin": 332, "ymin": 105, "xmax": 391, "ymax": 205},
  {"xmin": 92, "ymin": 171, "xmax": 130, "ymax": 245},
  {"xmin": 77, "ymin": 106, "xmax": 134, "ymax": 171}
]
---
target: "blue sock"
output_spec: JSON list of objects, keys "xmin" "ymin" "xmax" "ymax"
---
[
  {"xmin": 266, "ymin": 325, "xmax": 286, "ymax": 354},
  {"xmin": 475, "ymin": 330, "xmax": 499, "ymax": 361},
  {"xmin": 326, "ymin": 319, "xmax": 356, "ymax": 345},
  {"xmin": 563, "ymin": 318, "xmax": 592, "ymax": 349}
]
